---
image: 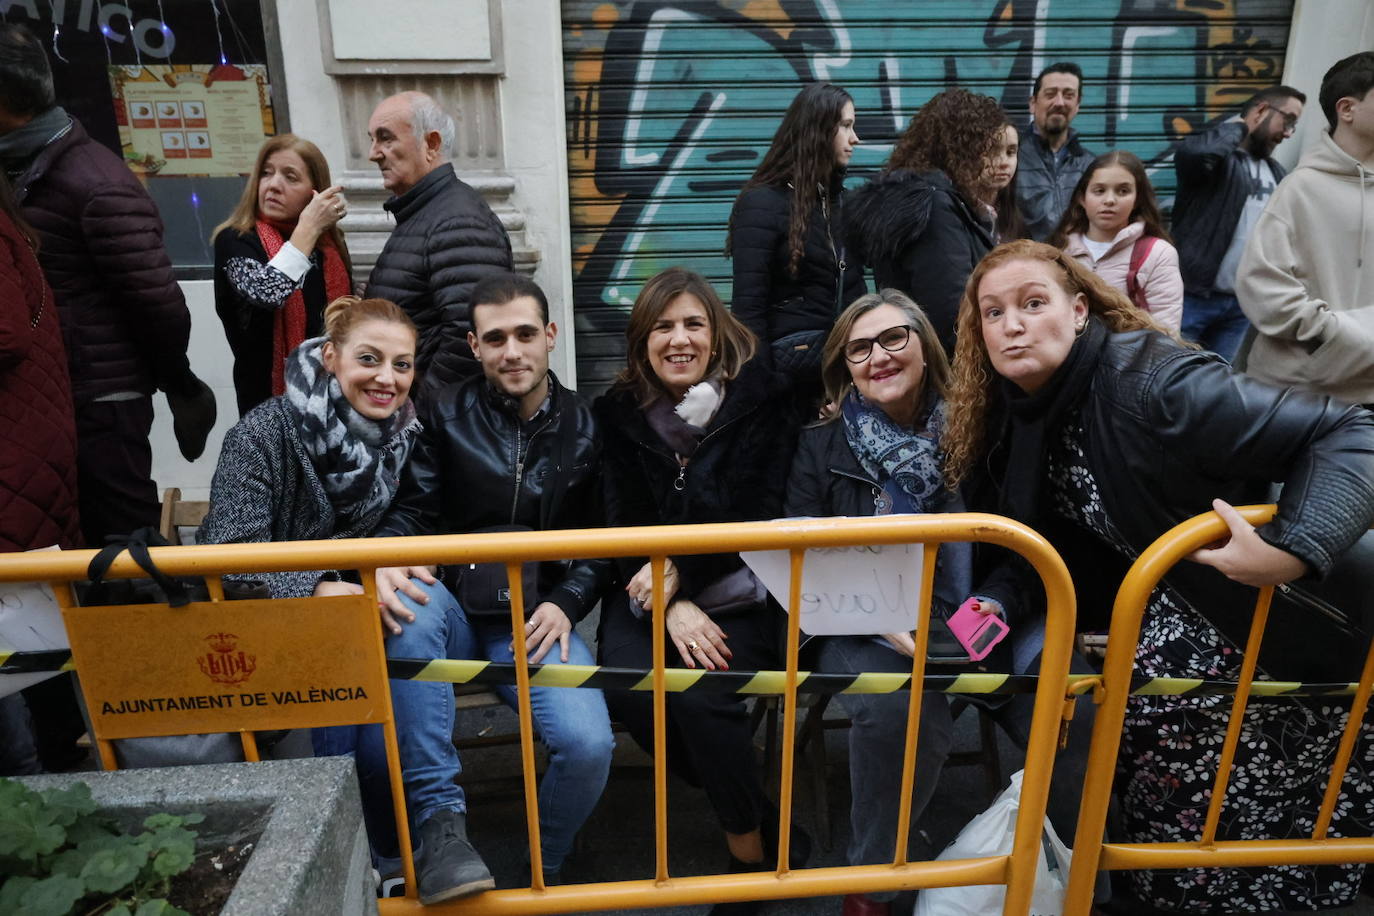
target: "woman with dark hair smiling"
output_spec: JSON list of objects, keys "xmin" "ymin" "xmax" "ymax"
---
[
  {"xmin": 727, "ymin": 81, "xmax": 866, "ymax": 395},
  {"xmin": 846, "ymin": 89, "xmax": 1020, "ymax": 355},
  {"xmin": 596, "ymin": 266, "xmax": 804, "ymax": 913},
  {"xmin": 945, "ymin": 239, "xmax": 1374, "ymax": 912}
]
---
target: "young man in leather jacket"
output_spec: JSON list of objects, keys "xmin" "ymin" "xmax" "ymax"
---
[{"xmin": 370, "ymin": 274, "xmax": 614, "ymax": 903}]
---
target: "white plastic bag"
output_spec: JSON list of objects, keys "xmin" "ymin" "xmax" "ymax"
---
[{"xmin": 914, "ymin": 769, "xmax": 1071, "ymax": 916}]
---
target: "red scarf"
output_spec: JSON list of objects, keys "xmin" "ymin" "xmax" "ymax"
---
[{"xmin": 255, "ymin": 220, "xmax": 352, "ymax": 396}]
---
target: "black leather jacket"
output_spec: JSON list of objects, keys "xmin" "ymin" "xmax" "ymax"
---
[
  {"xmin": 971, "ymin": 329, "xmax": 1374, "ymax": 678},
  {"xmin": 374, "ymin": 372, "xmax": 611, "ymax": 621},
  {"xmin": 1171, "ymin": 121, "xmax": 1286, "ymax": 296}
]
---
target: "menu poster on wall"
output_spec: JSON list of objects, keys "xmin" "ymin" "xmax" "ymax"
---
[{"xmin": 109, "ymin": 64, "xmax": 275, "ymax": 178}]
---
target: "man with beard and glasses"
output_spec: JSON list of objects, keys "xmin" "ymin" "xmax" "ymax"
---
[
  {"xmin": 1015, "ymin": 61, "xmax": 1096, "ymax": 242},
  {"xmin": 1173, "ymin": 85, "xmax": 1306, "ymax": 361},
  {"xmin": 367, "ymin": 273, "xmax": 614, "ymax": 903}
]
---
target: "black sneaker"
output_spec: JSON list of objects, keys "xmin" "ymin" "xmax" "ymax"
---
[{"xmin": 414, "ymin": 810, "xmax": 495, "ymax": 904}]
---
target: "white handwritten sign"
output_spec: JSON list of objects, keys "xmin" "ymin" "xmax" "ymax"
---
[
  {"xmin": 741, "ymin": 542, "xmax": 924, "ymax": 636},
  {"xmin": 0, "ymin": 546, "xmax": 71, "ymax": 697}
]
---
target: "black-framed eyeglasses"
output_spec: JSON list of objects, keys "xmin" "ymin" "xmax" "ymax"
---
[{"xmin": 845, "ymin": 325, "xmax": 914, "ymax": 363}]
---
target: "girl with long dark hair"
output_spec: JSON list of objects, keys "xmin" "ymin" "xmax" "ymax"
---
[{"xmin": 727, "ymin": 82, "xmax": 866, "ymax": 394}]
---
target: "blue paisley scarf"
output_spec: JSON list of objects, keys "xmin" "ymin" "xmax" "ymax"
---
[{"xmin": 840, "ymin": 389, "xmax": 947, "ymax": 513}]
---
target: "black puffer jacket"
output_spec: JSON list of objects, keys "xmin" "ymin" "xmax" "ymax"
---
[
  {"xmin": 595, "ymin": 361, "xmax": 800, "ymax": 598},
  {"xmin": 728, "ymin": 181, "xmax": 866, "ymax": 348},
  {"xmin": 11, "ymin": 117, "xmax": 194, "ymax": 403},
  {"xmin": 1015, "ymin": 127, "xmax": 1095, "ymax": 242},
  {"xmin": 366, "ymin": 164, "xmax": 512, "ymax": 393},
  {"xmin": 373, "ymin": 372, "xmax": 611, "ymax": 622},
  {"xmin": 845, "ymin": 169, "xmax": 995, "ymax": 356},
  {"xmin": 971, "ymin": 328, "xmax": 1374, "ymax": 679},
  {"xmin": 1171, "ymin": 121, "xmax": 1286, "ymax": 296}
]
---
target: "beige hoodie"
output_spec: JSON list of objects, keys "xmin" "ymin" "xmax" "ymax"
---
[{"xmin": 1237, "ymin": 130, "xmax": 1374, "ymax": 403}]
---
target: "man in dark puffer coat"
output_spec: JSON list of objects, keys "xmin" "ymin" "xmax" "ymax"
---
[
  {"xmin": 365, "ymin": 91, "xmax": 512, "ymax": 396},
  {"xmin": 0, "ymin": 24, "xmax": 214, "ymax": 546}
]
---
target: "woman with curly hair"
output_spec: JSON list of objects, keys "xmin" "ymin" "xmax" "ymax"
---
[
  {"xmin": 846, "ymin": 89, "xmax": 1020, "ymax": 355},
  {"xmin": 945, "ymin": 239, "xmax": 1374, "ymax": 913},
  {"xmin": 726, "ymin": 82, "xmax": 866, "ymax": 397}
]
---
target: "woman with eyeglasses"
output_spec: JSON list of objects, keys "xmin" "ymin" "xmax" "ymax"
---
[
  {"xmin": 783, "ymin": 290, "xmax": 957, "ymax": 916},
  {"xmin": 785, "ymin": 289, "xmax": 1096, "ymax": 916}
]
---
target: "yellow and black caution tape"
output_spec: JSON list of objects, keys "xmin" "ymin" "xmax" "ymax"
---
[{"xmin": 1, "ymin": 647, "xmax": 1364, "ymax": 698}]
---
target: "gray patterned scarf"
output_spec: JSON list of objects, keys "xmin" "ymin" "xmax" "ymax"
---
[{"xmin": 284, "ymin": 337, "xmax": 420, "ymax": 524}]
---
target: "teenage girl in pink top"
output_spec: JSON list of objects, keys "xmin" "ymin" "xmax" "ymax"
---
[{"xmin": 1050, "ymin": 151, "xmax": 1183, "ymax": 332}]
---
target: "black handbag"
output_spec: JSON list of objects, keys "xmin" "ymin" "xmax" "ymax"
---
[
  {"xmin": 451, "ymin": 525, "xmax": 541, "ymax": 618},
  {"xmin": 770, "ymin": 328, "xmax": 827, "ymax": 377},
  {"xmin": 449, "ymin": 412, "xmax": 581, "ymax": 619},
  {"xmin": 75, "ymin": 527, "xmax": 209, "ymax": 608}
]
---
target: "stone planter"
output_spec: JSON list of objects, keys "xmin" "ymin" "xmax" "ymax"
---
[{"xmin": 21, "ymin": 756, "xmax": 376, "ymax": 916}]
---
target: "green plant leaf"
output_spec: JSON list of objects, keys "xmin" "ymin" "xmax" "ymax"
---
[
  {"xmin": 141, "ymin": 814, "xmax": 183, "ymax": 831},
  {"xmin": 178, "ymin": 813, "xmax": 203, "ymax": 826},
  {"xmin": 150, "ymin": 843, "xmax": 194, "ymax": 879},
  {"xmin": 0, "ymin": 876, "xmax": 37, "ymax": 912},
  {"xmin": 80, "ymin": 843, "xmax": 148, "ymax": 894},
  {"xmin": 63, "ymin": 816, "xmax": 116, "ymax": 848},
  {"xmin": 38, "ymin": 784, "xmax": 96, "ymax": 827},
  {"xmin": 19, "ymin": 874, "xmax": 85, "ymax": 916},
  {"xmin": 47, "ymin": 845, "xmax": 97, "ymax": 879},
  {"xmin": 0, "ymin": 802, "xmax": 65, "ymax": 861},
  {"xmin": 0, "ymin": 779, "xmax": 33, "ymax": 809},
  {"xmin": 108, "ymin": 906, "xmax": 133, "ymax": 916},
  {"xmin": 134, "ymin": 900, "xmax": 191, "ymax": 916}
]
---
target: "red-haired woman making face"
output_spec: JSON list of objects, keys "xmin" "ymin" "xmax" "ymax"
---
[{"xmin": 945, "ymin": 239, "xmax": 1374, "ymax": 913}]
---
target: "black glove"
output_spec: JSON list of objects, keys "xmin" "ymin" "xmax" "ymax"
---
[{"xmin": 165, "ymin": 373, "xmax": 217, "ymax": 461}]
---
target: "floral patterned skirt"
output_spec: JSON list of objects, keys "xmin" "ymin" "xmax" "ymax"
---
[{"xmin": 1117, "ymin": 591, "xmax": 1374, "ymax": 912}]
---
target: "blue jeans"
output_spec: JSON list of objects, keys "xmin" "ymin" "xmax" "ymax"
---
[
  {"xmin": 384, "ymin": 579, "xmax": 612, "ymax": 871},
  {"xmin": 313, "ymin": 722, "xmax": 400, "ymax": 864},
  {"xmin": 814, "ymin": 637, "xmax": 953, "ymax": 873},
  {"xmin": 1182, "ymin": 292, "xmax": 1249, "ymax": 363}
]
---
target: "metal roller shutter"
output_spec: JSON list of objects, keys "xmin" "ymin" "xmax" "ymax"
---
[{"xmin": 563, "ymin": 0, "xmax": 1296, "ymax": 394}]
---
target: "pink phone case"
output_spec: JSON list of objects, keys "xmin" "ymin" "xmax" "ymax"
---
[{"xmin": 947, "ymin": 598, "xmax": 1010, "ymax": 661}]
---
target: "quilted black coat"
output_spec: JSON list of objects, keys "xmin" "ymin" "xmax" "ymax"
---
[
  {"xmin": 11, "ymin": 118, "xmax": 195, "ymax": 404},
  {"xmin": 845, "ymin": 169, "xmax": 995, "ymax": 357},
  {"xmin": 728, "ymin": 181, "xmax": 866, "ymax": 348},
  {"xmin": 0, "ymin": 209, "xmax": 80, "ymax": 551},
  {"xmin": 365, "ymin": 164, "xmax": 512, "ymax": 394},
  {"xmin": 595, "ymin": 361, "xmax": 800, "ymax": 598}
]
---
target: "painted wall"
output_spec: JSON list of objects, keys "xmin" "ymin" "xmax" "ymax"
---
[{"xmin": 562, "ymin": 0, "xmax": 1300, "ymax": 392}]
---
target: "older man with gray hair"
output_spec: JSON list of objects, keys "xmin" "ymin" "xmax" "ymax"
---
[{"xmin": 365, "ymin": 91, "xmax": 512, "ymax": 394}]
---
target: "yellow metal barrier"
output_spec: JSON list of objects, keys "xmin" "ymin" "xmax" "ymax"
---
[
  {"xmin": 1064, "ymin": 506, "xmax": 1374, "ymax": 913},
  {"xmin": 0, "ymin": 514, "xmax": 1076, "ymax": 915}
]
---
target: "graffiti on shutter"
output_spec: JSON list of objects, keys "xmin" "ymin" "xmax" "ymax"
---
[{"xmin": 564, "ymin": 0, "xmax": 1293, "ymax": 392}]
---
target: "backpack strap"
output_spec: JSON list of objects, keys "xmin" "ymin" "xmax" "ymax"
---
[{"xmin": 1125, "ymin": 235, "xmax": 1157, "ymax": 311}]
